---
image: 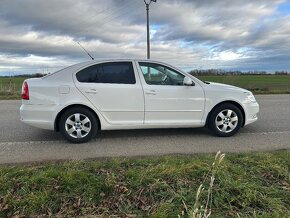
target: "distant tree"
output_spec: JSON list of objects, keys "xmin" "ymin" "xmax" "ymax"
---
[
  {"xmin": 275, "ymin": 71, "xmax": 287, "ymax": 75},
  {"xmin": 188, "ymin": 69, "xmax": 272, "ymax": 76}
]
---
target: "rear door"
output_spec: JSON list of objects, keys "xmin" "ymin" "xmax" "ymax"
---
[
  {"xmin": 137, "ymin": 61, "xmax": 205, "ymax": 126},
  {"xmin": 74, "ymin": 61, "xmax": 144, "ymax": 125}
]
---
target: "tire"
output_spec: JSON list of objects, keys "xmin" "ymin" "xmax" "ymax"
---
[
  {"xmin": 59, "ymin": 107, "xmax": 98, "ymax": 143},
  {"xmin": 208, "ymin": 103, "xmax": 243, "ymax": 137}
]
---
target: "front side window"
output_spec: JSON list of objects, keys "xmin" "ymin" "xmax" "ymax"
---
[
  {"xmin": 139, "ymin": 62, "xmax": 185, "ymax": 86},
  {"xmin": 76, "ymin": 62, "xmax": 136, "ymax": 84}
]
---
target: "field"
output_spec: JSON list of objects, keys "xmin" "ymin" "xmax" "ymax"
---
[
  {"xmin": 0, "ymin": 151, "xmax": 289, "ymax": 217},
  {"xmin": 0, "ymin": 77, "xmax": 27, "ymax": 100},
  {"xmin": 0, "ymin": 75, "xmax": 290, "ymax": 100},
  {"xmin": 195, "ymin": 75, "xmax": 290, "ymax": 94}
]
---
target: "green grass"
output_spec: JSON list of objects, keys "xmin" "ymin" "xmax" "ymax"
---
[
  {"xmin": 0, "ymin": 77, "xmax": 28, "ymax": 100},
  {"xmin": 195, "ymin": 75, "xmax": 290, "ymax": 94},
  {"xmin": 0, "ymin": 151, "xmax": 289, "ymax": 217}
]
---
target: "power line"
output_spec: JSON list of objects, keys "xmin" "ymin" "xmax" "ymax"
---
[
  {"xmin": 52, "ymin": 0, "xmax": 140, "ymax": 46},
  {"xmin": 67, "ymin": 0, "xmax": 134, "ymax": 32},
  {"xmin": 74, "ymin": 0, "xmax": 140, "ymax": 37},
  {"xmin": 21, "ymin": 1, "xmax": 142, "ymax": 60}
]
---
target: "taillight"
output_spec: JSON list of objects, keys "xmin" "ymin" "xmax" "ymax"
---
[{"xmin": 21, "ymin": 81, "xmax": 29, "ymax": 100}]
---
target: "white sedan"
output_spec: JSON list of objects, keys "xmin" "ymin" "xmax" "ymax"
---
[{"xmin": 20, "ymin": 59, "xmax": 259, "ymax": 143}]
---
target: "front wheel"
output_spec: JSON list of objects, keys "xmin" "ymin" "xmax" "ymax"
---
[
  {"xmin": 59, "ymin": 107, "xmax": 98, "ymax": 143},
  {"xmin": 208, "ymin": 103, "xmax": 243, "ymax": 137}
]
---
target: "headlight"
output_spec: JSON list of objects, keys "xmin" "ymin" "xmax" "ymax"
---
[{"xmin": 244, "ymin": 92, "xmax": 256, "ymax": 103}]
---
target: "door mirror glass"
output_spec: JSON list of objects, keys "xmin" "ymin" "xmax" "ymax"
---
[{"xmin": 183, "ymin": 76, "xmax": 194, "ymax": 86}]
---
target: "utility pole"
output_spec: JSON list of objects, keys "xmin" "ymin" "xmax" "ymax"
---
[{"xmin": 144, "ymin": 0, "xmax": 157, "ymax": 59}]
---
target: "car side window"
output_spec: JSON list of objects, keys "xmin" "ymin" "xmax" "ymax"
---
[
  {"xmin": 139, "ymin": 62, "xmax": 185, "ymax": 86},
  {"xmin": 76, "ymin": 62, "xmax": 136, "ymax": 84}
]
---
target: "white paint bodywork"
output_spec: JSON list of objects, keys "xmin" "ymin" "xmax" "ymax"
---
[{"xmin": 20, "ymin": 59, "xmax": 259, "ymax": 131}]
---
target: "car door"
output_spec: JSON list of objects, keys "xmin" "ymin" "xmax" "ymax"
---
[
  {"xmin": 136, "ymin": 61, "xmax": 205, "ymax": 126},
  {"xmin": 74, "ymin": 61, "xmax": 144, "ymax": 125}
]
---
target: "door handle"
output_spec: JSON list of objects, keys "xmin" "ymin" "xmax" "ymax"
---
[
  {"xmin": 145, "ymin": 90, "xmax": 157, "ymax": 95},
  {"xmin": 85, "ymin": 89, "xmax": 97, "ymax": 94}
]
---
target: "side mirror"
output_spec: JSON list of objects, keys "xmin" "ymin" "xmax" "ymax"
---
[{"xmin": 183, "ymin": 76, "xmax": 194, "ymax": 86}]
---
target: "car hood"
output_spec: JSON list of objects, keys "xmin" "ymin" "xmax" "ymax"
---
[{"xmin": 205, "ymin": 81, "xmax": 249, "ymax": 93}]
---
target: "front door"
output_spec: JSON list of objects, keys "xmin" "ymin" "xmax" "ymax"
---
[{"xmin": 137, "ymin": 61, "xmax": 205, "ymax": 126}]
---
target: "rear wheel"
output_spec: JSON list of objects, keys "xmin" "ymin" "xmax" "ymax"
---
[
  {"xmin": 59, "ymin": 107, "xmax": 98, "ymax": 143},
  {"xmin": 208, "ymin": 103, "xmax": 243, "ymax": 137}
]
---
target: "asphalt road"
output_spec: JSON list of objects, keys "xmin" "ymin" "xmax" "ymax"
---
[{"xmin": 0, "ymin": 95, "xmax": 290, "ymax": 164}]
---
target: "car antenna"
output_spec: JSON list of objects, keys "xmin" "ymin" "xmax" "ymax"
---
[{"xmin": 76, "ymin": 41, "xmax": 94, "ymax": 60}]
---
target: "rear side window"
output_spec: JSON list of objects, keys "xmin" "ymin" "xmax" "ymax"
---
[{"xmin": 76, "ymin": 62, "xmax": 136, "ymax": 84}]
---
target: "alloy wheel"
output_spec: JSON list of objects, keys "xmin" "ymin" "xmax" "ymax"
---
[
  {"xmin": 215, "ymin": 109, "xmax": 238, "ymax": 133},
  {"xmin": 65, "ymin": 113, "xmax": 91, "ymax": 139}
]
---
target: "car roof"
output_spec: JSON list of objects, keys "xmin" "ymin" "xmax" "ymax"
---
[
  {"xmin": 78, "ymin": 58, "xmax": 167, "ymax": 64},
  {"xmin": 44, "ymin": 58, "xmax": 189, "ymax": 80},
  {"xmin": 67, "ymin": 58, "xmax": 175, "ymax": 71}
]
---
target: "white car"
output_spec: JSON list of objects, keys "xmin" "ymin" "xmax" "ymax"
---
[{"xmin": 20, "ymin": 59, "xmax": 259, "ymax": 143}]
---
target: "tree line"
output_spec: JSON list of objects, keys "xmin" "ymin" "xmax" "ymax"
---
[{"xmin": 188, "ymin": 69, "xmax": 289, "ymax": 76}]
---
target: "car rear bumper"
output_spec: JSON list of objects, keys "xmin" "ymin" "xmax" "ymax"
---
[
  {"xmin": 20, "ymin": 103, "xmax": 56, "ymax": 130},
  {"xmin": 243, "ymin": 101, "xmax": 259, "ymax": 126}
]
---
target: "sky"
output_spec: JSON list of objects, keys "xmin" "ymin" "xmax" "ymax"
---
[{"xmin": 0, "ymin": 0, "xmax": 290, "ymax": 75}]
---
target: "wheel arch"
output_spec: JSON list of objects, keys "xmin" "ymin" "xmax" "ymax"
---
[
  {"xmin": 54, "ymin": 104, "xmax": 101, "ymax": 131},
  {"xmin": 206, "ymin": 100, "xmax": 245, "ymax": 127}
]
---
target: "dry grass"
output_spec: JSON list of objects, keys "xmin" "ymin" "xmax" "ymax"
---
[{"xmin": 0, "ymin": 151, "xmax": 289, "ymax": 217}]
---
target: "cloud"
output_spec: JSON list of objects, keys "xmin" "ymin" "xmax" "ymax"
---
[{"xmin": 0, "ymin": 0, "xmax": 289, "ymax": 75}]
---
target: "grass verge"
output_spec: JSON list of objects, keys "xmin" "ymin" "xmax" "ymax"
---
[{"xmin": 0, "ymin": 151, "xmax": 289, "ymax": 217}]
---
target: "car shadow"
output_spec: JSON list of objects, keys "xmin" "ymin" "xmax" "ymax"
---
[{"xmin": 3, "ymin": 126, "xmax": 211, "ymax": 143}]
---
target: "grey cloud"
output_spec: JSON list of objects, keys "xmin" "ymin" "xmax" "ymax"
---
[
  {"xmin": 0, "ymin": 0, "xmax": 289, "ymax": 74},
  {"xmin": 0, "ymin": 0, "xmax": 144, "ymax": 43}
]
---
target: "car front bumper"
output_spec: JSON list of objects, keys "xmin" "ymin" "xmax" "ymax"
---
[{"xmin": 243, "ymin": 101, "xmax": 259, "ymax": 126}]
